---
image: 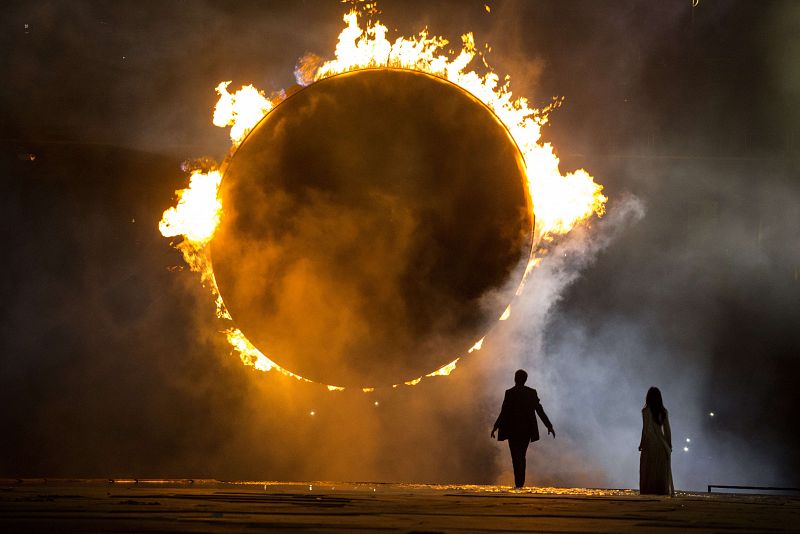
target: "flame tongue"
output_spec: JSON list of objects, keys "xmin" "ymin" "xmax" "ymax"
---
[
  {"xmin": 212, "ymin": 82, "xmax": 274, "ymax": 145},
  {"xmin": 159, "ymin": 170, "xmax": 222, "ymax": 244}
]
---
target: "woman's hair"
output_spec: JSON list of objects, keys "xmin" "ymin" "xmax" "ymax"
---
[{"xmin": 646, "ymin": 386, "xmax": 667, "ymax": 425}]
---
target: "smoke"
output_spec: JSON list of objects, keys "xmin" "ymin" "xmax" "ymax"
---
[
  {"xmin": 457, "ymin": 0, "xmax": 800, "ymax": 492},
  {"xmin": 0, "ymin": 0, "xmax": 797, "ymax": 492}
]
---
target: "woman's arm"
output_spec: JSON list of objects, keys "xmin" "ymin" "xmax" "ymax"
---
[
  {"xmin": 663, "ymin": 411, "xmax": 672, "ymax": 451},
  {"xmin": 639, "ymin": 410, "xmax": 646, "ymax": 451}
]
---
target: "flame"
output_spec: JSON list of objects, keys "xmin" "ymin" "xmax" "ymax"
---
[
  {"xmin": 215, "ymin": 10, "xmax": 606, "ymax": 236},
  {"xmin": 397, "ymin": 353, "xmax": 461, "ymax": 388},
  {"xmin": 159, "ymin": 170, "xmax": 222, "ymax": 245},
  {"xmin": 425, "ymin": 358, "xmax": 459, "ymax": 377},
  {"xmin": 212, "ymin": 81, "xmax": 274, "ymax": 145},
  {"xmin": 308, "ymin": 11, "xmax": 606, "ymax": 237},
  {"xmin": 226, "ymin": 327, "xmax": 312, "ymax": 381},
  {"xmin": 468, "ymin": 338, "xmax": 484, "ymax": 353},
  {"xmin": 159, "ymin": 8, "xmax": 608, "ymax": 391}
]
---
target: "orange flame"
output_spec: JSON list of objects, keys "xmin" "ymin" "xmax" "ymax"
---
[
  {"xmin": 426, "ymin": 358, "xmax": 459, "ymax": 378},
  {"xmin": 212, "ymin": 82, "xmax": 274, "ymax": 145},
  {"xmin": 159, "ymin": 170, "xmax": 222, "ymax": 245},
  {"xmin": 468, "ymin": 338, "xmax": 485, "ymax": 353}
]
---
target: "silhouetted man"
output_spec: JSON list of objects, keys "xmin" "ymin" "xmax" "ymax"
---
[{"xmin": 491, "ymin": 369, "xmax": 555, "ymax": 488}]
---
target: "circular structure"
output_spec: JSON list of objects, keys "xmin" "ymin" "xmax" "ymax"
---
[{"xmin": 212, "ymin": 69, "xmax": 532, "ymax": 387}]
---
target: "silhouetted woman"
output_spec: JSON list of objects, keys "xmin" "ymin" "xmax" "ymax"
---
[{"xmin": 639, "ymin": 386, "xmax": 674, "ymax": 496}]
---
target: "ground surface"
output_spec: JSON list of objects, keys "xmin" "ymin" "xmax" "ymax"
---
[{"xmin": 0, "ymin": 480, "xmax": 798, "ymax": 532}]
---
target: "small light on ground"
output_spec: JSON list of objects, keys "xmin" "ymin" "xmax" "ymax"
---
[
  {"xmin": 709, "ymin": 412, "xmax": 715, "ymax": 417},
  {"xmin": 686, "ymin": 438, "xmax": 691, "ymax": 443},
  {"xmin": 683, "ymin": 446, "xmax": 689, "ymax": 452},
  {"xmin": 374, "ymin": 401, "xmax": 379, "ymax": 406},
  {"xmin": 310, "ymin": 410, "xmax": 315, "ymax": 416}
]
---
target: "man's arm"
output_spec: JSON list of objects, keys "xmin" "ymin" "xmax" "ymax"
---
[
  {"xmin": 535, "ymin": 401, "xmax": 556, "ymax": 438},
  {"xmin": 491, "ymin": 392, "xmax": 508, "ymax": 438}
]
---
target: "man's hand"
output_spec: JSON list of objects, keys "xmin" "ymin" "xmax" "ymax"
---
[
  {"xmin": 490, "ymin": 428, "xmax": 496, "ymax": 439},
  {"xmin": 548, "ymin": 427, "xmax": 556, "ymax": 439}
]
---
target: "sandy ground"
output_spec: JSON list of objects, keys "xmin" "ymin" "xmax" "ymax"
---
[{"xmin": 0, "ymin": 479, "xmax": 798, "ymax": 532}]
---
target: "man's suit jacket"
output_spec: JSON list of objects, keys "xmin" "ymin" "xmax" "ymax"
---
[{"xmin": 494, "ymin": 385, "xmax": 552, "ymax": 442}]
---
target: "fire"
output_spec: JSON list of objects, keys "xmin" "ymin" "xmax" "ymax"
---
[
  {"xmin": 212, "ymin": 82, "xmax": 274, "ymax": 145},
  {"xmin": 158, "ymin": 170, "xmax": 222, "ymax": 245},
  {"xmin": 426, "ymin": 359, "xmax": 459, "ymax": 377},
  {"xmin": 225, "ymin": 327, "xmax": 313, "ymax": 382},
  {"xmin": 468, "ymin": 338, "xmax": 485, "ymax": 353},
  {"xmin": 159, "ymin": 8, "xmax": 607, "ymax": 391}
]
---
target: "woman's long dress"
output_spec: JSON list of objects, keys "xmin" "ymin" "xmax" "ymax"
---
[{"xmin": 639, "ymin": 407, "xmax": 674, "ymax": 496}]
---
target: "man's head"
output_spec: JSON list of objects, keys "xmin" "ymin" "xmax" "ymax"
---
[{"xmin": 514, "ymin": 369, "xmax": 528, "ymax": 386}]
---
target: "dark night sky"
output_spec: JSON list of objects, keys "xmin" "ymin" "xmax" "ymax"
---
[{"xmin": 0, "ymin": 1, "xmax": 798, "ymax": 489}]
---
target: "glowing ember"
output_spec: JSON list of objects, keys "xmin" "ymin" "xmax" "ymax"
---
[{"xmin": 159, "ymin": 8, "xmax": 608, "ymax": 391}]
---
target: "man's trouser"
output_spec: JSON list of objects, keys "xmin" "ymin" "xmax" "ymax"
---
[{"xmin": 508, "ymin": 437, "xmax": 530, "ymax": 488}]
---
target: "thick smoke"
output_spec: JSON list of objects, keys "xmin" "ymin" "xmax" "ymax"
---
[{"xmin": 1, "ymin": 1, "xmax": 798, "ymax": 492}]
